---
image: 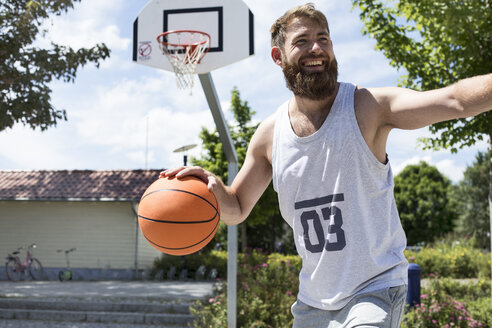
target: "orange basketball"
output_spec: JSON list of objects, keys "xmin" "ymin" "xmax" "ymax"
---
[{"xmin": 137, "ymin": 176, "xmax": 220, "ymax": 256}]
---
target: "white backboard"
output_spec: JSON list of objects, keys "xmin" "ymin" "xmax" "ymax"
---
[{"xmin": 133, "ymin": 0, "xmax": 254, "ymax": 74}]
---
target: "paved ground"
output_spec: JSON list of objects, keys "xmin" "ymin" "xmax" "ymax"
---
[
  {"xmin": 0, "ymin": 280, "xmax": 216, "ymax": 327},
  {"xmin": 0, "ymin": 320, "xmax": 184, "ymax": 328},
  {"xmin": 0, "ymin": 280, "xmax": 215, "ymax": 302}
]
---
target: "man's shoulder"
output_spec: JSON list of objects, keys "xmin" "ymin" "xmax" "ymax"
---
[
  {"xmin": 354, "ymin": 85, "xmax": 410, "ymax": 107},
  {"xmin": 259, "ymin": 112, "xmax": 277, "ymax": 130},
  {"xmin": 353, "ymin": 86, "xmax": 387, "ymax": 112},
  {"xmin": 253, "ymin": 113, "xmax": 276, "ymax": 146},
  {"xmin": 248, "ymin": 112, "xmax": 278, "ymax": 163}
]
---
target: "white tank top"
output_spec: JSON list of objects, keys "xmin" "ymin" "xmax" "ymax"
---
[{"xmin": 272, "ymin": 82, "xmax": 408, "ymax": 310}]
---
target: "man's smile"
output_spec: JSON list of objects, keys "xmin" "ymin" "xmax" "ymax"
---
[
  {"xmin": 300, "ymin": 57, "xmax": 327, "ymax": 72},
  {"xmin": 303, "ymin": 60, "xmax": 324, "ymax": 67}
]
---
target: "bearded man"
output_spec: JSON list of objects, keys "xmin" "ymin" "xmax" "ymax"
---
[{"xmin": 162, "ymin": 3, "xmax": 492, "ymax": 327}]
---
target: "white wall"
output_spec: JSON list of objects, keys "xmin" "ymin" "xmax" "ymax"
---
[{"xmin": 0, "ymin": 200, "xmax": 161, "ymax": 270}]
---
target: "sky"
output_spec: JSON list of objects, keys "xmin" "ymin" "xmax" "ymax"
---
[{"xmin": 0, "ymin": 0, "xmax": 487, "ymax": 183}]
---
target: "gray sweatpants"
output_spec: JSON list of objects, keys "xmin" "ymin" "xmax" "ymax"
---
[{"xmin": 291, "ymin": 285, "xmax": 407, "ymax": 328}]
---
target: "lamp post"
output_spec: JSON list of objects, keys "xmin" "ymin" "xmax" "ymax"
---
[{"xmin": 173, "ymin": 144, "xmax": 197, "ymax": 166}]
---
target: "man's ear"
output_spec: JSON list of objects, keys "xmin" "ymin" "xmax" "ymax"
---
[{"xmin": 271, "ymin": 47, "xmax": 282, "ymax": 66}]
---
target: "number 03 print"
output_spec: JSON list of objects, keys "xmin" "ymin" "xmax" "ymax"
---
[{"xmin": 295, "ymin": 193, "xmax": 346, "ymax": 253}]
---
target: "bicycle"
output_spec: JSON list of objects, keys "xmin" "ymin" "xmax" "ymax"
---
[
  {"xmin": 5, "ymin": 243, "xmax": 44, "ymax": 281},
  {"xmin": 57, "ymin": 247, "xmax": 76, "ymax": 282}
]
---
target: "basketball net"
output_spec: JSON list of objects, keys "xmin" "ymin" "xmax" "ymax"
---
[{"xmin": 157, "ymin": 30, "xmax": 211, "ymax": 91}]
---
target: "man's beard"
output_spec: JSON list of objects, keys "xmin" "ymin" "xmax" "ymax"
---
[{"xmin": 282, "ymin": 55, "xmax": 338, "ymax": 100}]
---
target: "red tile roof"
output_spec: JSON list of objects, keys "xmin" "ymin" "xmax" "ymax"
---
[{"xmin": 0, "ymin": 170, "xmax": 163, "ymax": 201}]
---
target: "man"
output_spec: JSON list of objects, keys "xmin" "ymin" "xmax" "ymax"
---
[{"xmin": 162, "ymin": 3, "xmax": 492, "ymax": 327}]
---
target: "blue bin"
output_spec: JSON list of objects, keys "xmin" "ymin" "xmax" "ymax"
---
[{"xmin": 406, "ymin": 263, "xmax": 421, "ymax": 307}]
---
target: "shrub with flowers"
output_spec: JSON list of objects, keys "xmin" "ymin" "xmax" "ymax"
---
[
  {"xmin": 402, "ymin": 276, "xmax": 491, "ymax": 328},
  {"xmin": 190, "ymin": 249, "xmax": 300, "ymax": 327}
]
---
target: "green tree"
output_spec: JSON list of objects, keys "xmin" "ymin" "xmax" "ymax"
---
[
  {"xmin": 0, "ymin": 0, "xmax": 110, "ymax": 131},
  {"xmin": 353, "ymin": 0, "xmax": 491, "ymax": 258},
  {"xmin": 452, "ymin": 152, "xmax": 491, "ymax": 250},
  {"xmin": 394, "ymin": 161, "xmax": 456, "ymax": 245},
  {"xmin": 192, "ymin": 87, "xmax": 291, "ymax": 253},
  {"xmin": 352, "ymin": 1, "xmax": 491, "ymax": 150}
]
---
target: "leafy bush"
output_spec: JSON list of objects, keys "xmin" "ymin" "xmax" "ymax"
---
[
  {"xmin": 405, "ymin": 242, "xmax": 490, "ymax": 278},
  {"xmin": 402, "ymin": 277, "xmax": 490, "ymax": 327},
  {"xmin": 467, "ymin": 297, "xmax": 492, "ymax": 328},
  {"xmin": 426, "ymin": 277, "xmax": 491, "ymax": 302},
  {"xmin": 190, "ymin": 249, "xmax": 300, "ymax": 327}
]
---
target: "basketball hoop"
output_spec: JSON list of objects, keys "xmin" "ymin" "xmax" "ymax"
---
[{"xmin": 157, "ymin": 30, "xmax": 211, "ymax": 90}]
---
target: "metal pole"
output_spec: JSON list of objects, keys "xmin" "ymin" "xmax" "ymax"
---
[
  {"xmin": 198, "ymin": 73, "xmax": 238, "ymax": 328},
  {"xmin": 227, "ymin": 162, "xmax": 238, "ymax": 327},
  {"xmin": 131, "ymin": 201, "xmax": 139, "ymax": 280}
]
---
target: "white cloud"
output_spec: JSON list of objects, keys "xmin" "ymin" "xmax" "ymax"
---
[
  {"xmin": 45, "ymin": 20, "xmax": 128, "ymax": 51},
  {"xmin": 434, "ymin": 159, "xmax": 465, "ymax": 182},
  {"xmin": 66, "ymin": 74, "xmax": 216, "ymax": 169},
  {"xmin": 0, "ymin": 127, "xmax": 66, "ymax": 169},
  {"xmin": 392, "ymin": 155, "xmax": 433, "ymax": 175},
  {"xmin": 37, "ymin": 0, "xmax": 129, "ymax": 50},
  {"xmin": 392, "ymin": 155, "xmax": 465, "ymax": 183},
  {"xmin": 31, "ymin": 0, "xmax": 133, "ymax": 74}
]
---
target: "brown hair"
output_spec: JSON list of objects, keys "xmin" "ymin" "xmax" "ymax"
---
[{"xmin": 270, "ymin": 3, "xmax": 330, "ymax": 50}]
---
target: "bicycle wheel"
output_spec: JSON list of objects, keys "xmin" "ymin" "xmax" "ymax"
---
[
  {"xmin": 28, "ymin": 258, "xmax": 44, "ymax": 280},
  {"xmin": 58, "ymin": 269, "xmax": 72, "ymax": 282},
  {"xmin": 5, "ymin": 259, "xmax": 21, "ymax": 281}
]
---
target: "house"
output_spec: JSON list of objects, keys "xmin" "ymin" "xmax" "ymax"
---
[{"xmin": 0, "ymin": 170, "xmax": 164, "ymax": 280}]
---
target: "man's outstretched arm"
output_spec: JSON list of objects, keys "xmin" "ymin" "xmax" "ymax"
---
[
  {"xmin": 375, "ymin": 73, "xmax": 492, "ymax": 131},
  {"xmin": 354, "ymin": 73, "xmax": 492, "ymax": 163}
]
